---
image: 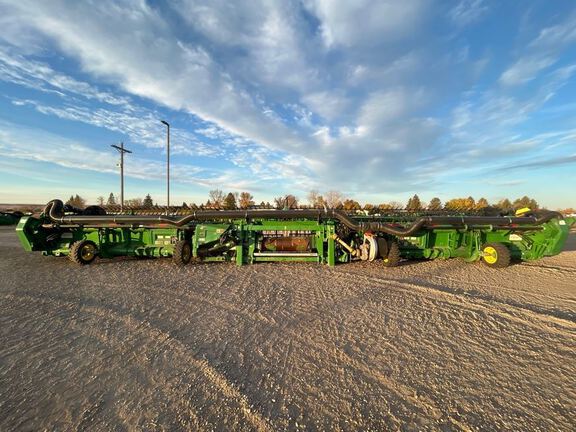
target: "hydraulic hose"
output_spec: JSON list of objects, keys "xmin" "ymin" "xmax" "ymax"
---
[{"xmin": 43, "ymin": 199, "xmax": 562, "ymax": 236}]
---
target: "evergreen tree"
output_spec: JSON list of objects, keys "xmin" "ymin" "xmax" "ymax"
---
[
  {"xmin": 406, "ymin": 194, "xmax": 423, "ymax": 211},
  {"xmin": 223, "ymin": 192, "xmax": 237, "ymax": 210},
  {"xmin": 107, "ymin": 193, "xmax": 116, "ymax": 206},
  {"xmin": 143, "ymin": 194, "xmax": 154, "ymax": 208}
]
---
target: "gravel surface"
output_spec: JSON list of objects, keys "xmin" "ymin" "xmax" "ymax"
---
[{"xmin": 1, "ymin": 226, "xmax": 575, "ymax": 431}]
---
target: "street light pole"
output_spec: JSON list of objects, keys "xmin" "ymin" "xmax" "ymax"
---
[
  {"xmin": 111, "ymin": 142, "xmax": 132, "ymax": 212},
  {"xmin": 160, "ymin": 120, "xmax": 170, "ymax": 211}
]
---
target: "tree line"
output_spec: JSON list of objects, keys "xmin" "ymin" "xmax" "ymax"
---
[{"xmin": 67, "ymin": 190, "xmax": 574, "ymax": 214}]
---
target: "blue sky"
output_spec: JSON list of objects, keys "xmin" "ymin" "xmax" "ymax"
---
[{"xmin": 0, "ymin": 0, "xmax": 575, "ymax": 208}]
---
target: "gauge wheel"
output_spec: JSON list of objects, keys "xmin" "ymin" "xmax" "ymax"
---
[
  {"xmin": 173, "ymin": 240, "xmax": 192, "ymax": 266},
  {"xmin": 69, "ymin": 240, "xmax": 98, "ymax": 265},
  {"xmin": 481, "ymin": 242, "xmax": 511, "ymax": 268},
  {"xmin": 382, "ymin": 241, "xmax": 401, "ymax": 267}
]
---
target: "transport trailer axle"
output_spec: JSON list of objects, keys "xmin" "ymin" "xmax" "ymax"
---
[{"xmin": 16, "ymin": 199, "xmax": 575, "ymax": 268}]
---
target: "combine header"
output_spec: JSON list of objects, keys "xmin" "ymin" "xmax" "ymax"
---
[
  {"xmin": 0, "ymin": 211, "xmax": 23, "ymax": 225},
  {"xmin": 17, "ymin": 199, "xmax": 574, "ymax": 268}
]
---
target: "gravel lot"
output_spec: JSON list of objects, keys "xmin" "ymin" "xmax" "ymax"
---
[{"xmin": 1, "ymin": 225, "xmax": 575, "ymax": 431}]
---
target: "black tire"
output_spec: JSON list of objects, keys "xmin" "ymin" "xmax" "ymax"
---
[
  {"xmin": 69, "ymin": 240, "xmax": 98, "ymax": 265},
  {"xmin": 173, "ymin": 240, "xmax": 192, "ymax": 266},
  {"xmin": 481, "ymin": 242, "xmax": 511, "ymax": 268},
  {"xmin": 376, "ymin": 237, "xmax": 389, "ymax": 259},
  {"xmin": 382, "ymin": 241, "xmax": 401, "ymax": 267},
  {"xmin": 83, "ymin": 205, "xmax": 107, "ymax": 216}
]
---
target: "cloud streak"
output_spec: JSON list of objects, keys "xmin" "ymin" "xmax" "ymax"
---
[{"xmin": 0, "ymin": 0, "xmax": 575, "ymax": 207}]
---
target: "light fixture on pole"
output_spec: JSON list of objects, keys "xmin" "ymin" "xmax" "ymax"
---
[
  {"xmin": 111, "ymin": 142, "xmax": 132, "ymax": 212},
  {"xmin": 160, "ymin": 120, "xmax": 170, "ymax": 210}
]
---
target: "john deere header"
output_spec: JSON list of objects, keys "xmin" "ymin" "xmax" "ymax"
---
[{"xmin": 16, "ymin": 199, "xmax": 574, "ymax": 268}]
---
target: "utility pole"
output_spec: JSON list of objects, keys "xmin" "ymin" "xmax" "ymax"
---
[
  {"xmin": 111, "ymin": 142, "xmax": 132, "ymax": 211},
  {"xmin": 160, "ymin": 120, "xmax": 170, "ymax": 211}
]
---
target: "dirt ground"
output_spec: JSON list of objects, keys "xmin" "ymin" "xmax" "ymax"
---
[{"xmin": 1, "ymin": 226, "xmax": 575, "ymax": 431}]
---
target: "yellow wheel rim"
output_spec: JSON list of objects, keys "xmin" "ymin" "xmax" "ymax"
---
[
  {"xmin": 81, "ymin": 244, "xmax": 95, "ymax": 260},
  {"xmin": 483, "ymin": 246, "xmax": 497, "ymax": 264}
]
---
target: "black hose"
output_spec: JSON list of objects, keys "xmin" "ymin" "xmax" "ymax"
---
[{"xmin": 43, "ymin": 199, "xmax": 562, "ymax": 236}]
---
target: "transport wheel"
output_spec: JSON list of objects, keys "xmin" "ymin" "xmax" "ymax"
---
[
  {"xmin": 83, "ymin": 205, "xmax": 106, "ymax": 216},
  {"xmin": 481, "ymin": 243, "xmax": 511, "ymax": 268},
  {"xmin": 376, "ymin": 237, "xmax": 389, "ymax": 259},
  {"xmin": 69, "ymin": 240, "xmax": 98, "ymax": 265},
  {"xmin": 173, "ymin": 240, "xmax": 192, "ymax": 266},
  {"xmin": 382, "ymin": 241, "xmax": 401, "ymax": 267}
]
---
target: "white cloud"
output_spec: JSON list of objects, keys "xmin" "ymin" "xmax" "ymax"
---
[
  {"xmin": 499, "ymin": 14, "xmax": 576, "ymax": 86},
  {"xmin": 0, "ymin": 120, "xmax": 274, "ymax": 192},
  {"xmin": 0, "ymin": 120, "xmax": 199, "ymax": 181},
  {"xmin": 0, "ymin": 47, "xmax": 131, "ymax": 106},
  {"xmin": 0, "ymin": 0, "xmax": 573, "ymax": 204},
  {"xmin": 446, "ymin": 62, "xmax": 576, "ymax": 175},
  {"xmin": 301, "ymin": 91, "xmax": 349, "ymax": 121},
  {"xmin": 0, "ymin": 0, "xmax": 438, "ymax": 194},
  {"xmin": 10, "ymin": 98, "xmax": 219, "ymax": 157},
  {"xmin": 304, "ymin": 0, "xmax": 428, "ymax": 48},
  {"xmin": 0, "ymin": 0, "xmax": 306, "ymax": 155},
  {"xmin": 449, "ymin": 0, "xmax": 488, "ymax": 26},
  {"xmin": 499, "ymin": 56, "xmax": 556, "ymax": 86}
]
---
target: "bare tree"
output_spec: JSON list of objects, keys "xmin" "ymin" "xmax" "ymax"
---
[
  {"xmin": 388, "ymin": 201, "xmax": 404, "ymax": 209},
  {"xmin": 307, "ymin": 190, "xmax": 325, "ymax": 208},
  {"xmin": 324, "ymin": 190, "xmax": 344, "ymax": 208},
  {"xmin": 97, "ymin": 196, "xmax": 105, "ymax": 206},
  {"xmin": 208, "ymin": 189, "xmax": 224, "ymax": 208},
  {"xmin": 274, "ymin": 194, "xmax": 298, "ymax": 209},
  {"xmin": 125, "ymin": 197, "xmax": 143, "ymax": 207}
]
